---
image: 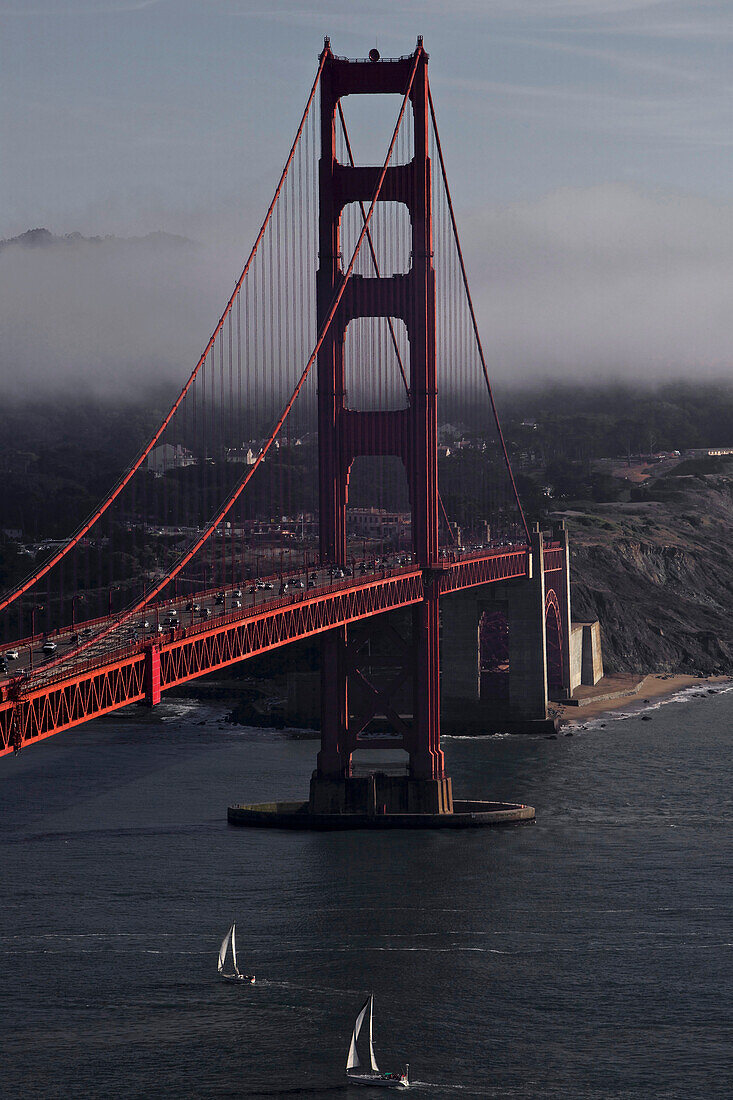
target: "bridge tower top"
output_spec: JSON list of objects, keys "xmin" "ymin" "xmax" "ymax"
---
[{"xmin": 316, "ymin": 38, "xmax": 438, "ymax": 570}]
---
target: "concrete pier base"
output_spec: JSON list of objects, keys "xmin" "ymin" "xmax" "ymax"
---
[
  {"xmin": 308, "ymin": 773, "xmax": 454, "ymax": 815},
  {"xmin": 227, "ymin": 797, "xmax": 535, "ymax": 830}
]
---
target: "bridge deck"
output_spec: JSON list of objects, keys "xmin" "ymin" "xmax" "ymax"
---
[{"xmin": 1, "ymin": 547, "xmax": 537, "ymax": 756}]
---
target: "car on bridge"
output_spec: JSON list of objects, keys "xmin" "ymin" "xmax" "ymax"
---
[
  {"xmin": 42, "ymin": 641, "xmax": 57, "ymax": 654},
  {"xmin": 5, "ymin": 649, "xmax": 19, "ymax": 660}
]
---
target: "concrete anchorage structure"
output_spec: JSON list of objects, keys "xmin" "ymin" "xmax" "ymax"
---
[{"xmin": 441, "ymin": 520, "xmax": 604, "ymax": 734}]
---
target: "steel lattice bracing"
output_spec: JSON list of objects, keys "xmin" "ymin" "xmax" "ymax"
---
[{"xmin": 0, "ymin": 549, "xmax": 543, "ymax": 755}]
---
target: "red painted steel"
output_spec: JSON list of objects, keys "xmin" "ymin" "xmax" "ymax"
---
[
  {"xmin": 315, "ymin": 41, "xmax": 449, "ymax": 781},
  {"xmin": 34, "ymin": 44, "xmax": 421, "ymax": 688},
  {"xmin": 542, "ymin": 549, "xmax": 565, "ymax": 572},
  {"xmin": 0, "ymin": 45, "xmax": 562, "ymax": 770},
  {"xmin": 438, "ymin": 549, "xmax": 529, "ymax": 593},
  {"xmin": 0, "ymin": 551, "xmax": 537, "ymax": 757}
]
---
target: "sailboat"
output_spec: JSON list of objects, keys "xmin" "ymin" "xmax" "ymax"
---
[
  {"xmin": 217, "ymin": 922, "xmax": 255, "ymax": 984},
  {"xmin": 346, "ymin": 994, "xmax": 409, "ymax": 1089}
]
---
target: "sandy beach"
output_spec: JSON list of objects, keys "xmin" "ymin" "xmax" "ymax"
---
[{"xmin": 553, "ymin": 673, "xmax": 729, "ymax": 723}]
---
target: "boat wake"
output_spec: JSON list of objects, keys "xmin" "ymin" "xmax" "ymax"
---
[
  {"xmin": 258, "ymin": 979, "xmax": 366, "ymax": 996},
  {"xmin": 408, "ymin": 1084, "xmax": 470, "ymax": 1092}
]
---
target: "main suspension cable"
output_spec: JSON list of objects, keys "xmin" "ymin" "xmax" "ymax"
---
[
  {"xmin": 0, "ymin": 51, "xmax": 328, "ymax": 618},
  {"xmin": 427, "ymin": 88, "xmax": 530, "ymax": 543},
  {"xmin": 31, "ymin": 45, "xmax": 423, "ymax": 684}
]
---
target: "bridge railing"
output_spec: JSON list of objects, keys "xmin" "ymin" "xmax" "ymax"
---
[
  {"xmin": 6, "ymin": 562, "xmax": 423, "ymax": 696},
  {"xmin": 2, "ymin": 544, "xmax": 539, "ymax": 697}
]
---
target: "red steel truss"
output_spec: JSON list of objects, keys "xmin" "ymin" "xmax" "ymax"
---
[{"xmin": 0, "ymin": 549, "xmax": 539, "ymax": 756}]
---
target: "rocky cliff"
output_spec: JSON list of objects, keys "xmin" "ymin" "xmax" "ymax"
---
[{"xmin": 560, "ymin": 470, "xmax": 732, "ymax": 675}]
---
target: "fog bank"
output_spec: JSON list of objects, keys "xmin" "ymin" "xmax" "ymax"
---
[{"xmin": 1, "ymin": 184, "xmax": 731, "ymax": 401}]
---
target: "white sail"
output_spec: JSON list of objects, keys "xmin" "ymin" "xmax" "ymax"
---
[
  {"xmin": 231, "ymin": 923, "xmax": 239, "ymax": 974},
  {"xmin": 368, "ymin": 994, "xmax": 379, "ymax": 1072},
  {"xmin": 347, "ymin": 997, "xmax": 371, "ymax": 1071},
  {"xmin": 218, "ymin": 925, "xmax": 233, "ymax": 973}
]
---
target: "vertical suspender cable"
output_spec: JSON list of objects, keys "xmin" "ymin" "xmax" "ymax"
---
[
  {"xmin": 34, "ymin": 49, "xmax": 423, "ymax": 678},
  {"xmin": 428, "ymin": 89, "xmax": 530, "ymax": 543},
  {"xmin": 0, "ymin": 52, "xmax": 328, "ymax": 618}
]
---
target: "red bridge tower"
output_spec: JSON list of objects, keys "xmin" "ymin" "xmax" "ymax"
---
[{"xmin": 312, "ymin": 39, "xmax": 452, "ymax": 815}]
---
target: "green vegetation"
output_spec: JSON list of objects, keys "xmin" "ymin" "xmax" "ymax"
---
[{"xmin": 499, "ymin": 380, "xmax": 733, "ymax": 465}]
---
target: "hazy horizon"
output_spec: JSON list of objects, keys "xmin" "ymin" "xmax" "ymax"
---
[{"xmin": 1, "ymin": 179, "xmax": 731, "ymax": 401}]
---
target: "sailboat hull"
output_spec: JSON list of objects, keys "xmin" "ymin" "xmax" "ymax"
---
[
  {"xmin": 220, "ymin": 973, "xmax": 255, "ymax": 983},
  {"xmin": 347, "ymin": 1072, "xmax": 409, "ymax": 1089}
]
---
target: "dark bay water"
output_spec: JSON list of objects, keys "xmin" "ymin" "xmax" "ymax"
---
[{"xmin": 1, "ymin": 685, "xmax": 731, "ymax": 1099}]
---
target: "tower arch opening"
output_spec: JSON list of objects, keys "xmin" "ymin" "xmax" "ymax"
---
[
  {"xmin": 545, "ymin": 590, "xmax": 564, "ymax": 692},
  {"xmin": 344, "ymin": 316, "xmax": 410, "ymax": 411},
  {"xmin": 335, "ymin": 93, "xmax": 414, "ymax": 167}
]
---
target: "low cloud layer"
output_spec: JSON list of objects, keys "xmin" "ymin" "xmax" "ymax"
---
[
  {"xmin": 1, "ymin": 183, "xmax": 730, "ymax": 403},
  {"xmin": 0, "ymin": 229, "xmax": 241, "ymax": 402},
  {"xmin": 464, "ymin": 184, "xmax": 733, "ymax": 383}
]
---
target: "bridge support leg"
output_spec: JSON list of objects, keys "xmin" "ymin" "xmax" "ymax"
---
[
  {"xmin": 316, "ymin": 628, "xmax": 350, "ymax": 778},
  {"xmin": 404, "ymin": 581, "xmax": 452, "ymax": 814},
  {"xmin": 144, "ymin": 644, "xmax": 161, "ymax": 707},
  {"xmin": 411, "ymin": 581, "xmax": 445, "ymax": 779},
  {"xmin": 440, "ymin": 592, "xmax": 481, "ymax": 705}
]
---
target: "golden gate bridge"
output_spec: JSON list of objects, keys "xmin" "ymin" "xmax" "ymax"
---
[{"xmin": 0, "ymin": 40, "xmax": 573, "ymax": 823}]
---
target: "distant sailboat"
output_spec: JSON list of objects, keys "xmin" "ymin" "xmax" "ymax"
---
[
  {"xmin": 217, "ymin": 923, "xmax": 255, "ymax": 984},
  {"xmin": 346, "ymin": 994, "xmax": 409, "ymax": 1089}
]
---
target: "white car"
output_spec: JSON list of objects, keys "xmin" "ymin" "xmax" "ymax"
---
[
  {"xmin": 42, "ymin": 641, "xmax": 57, "ymax": 654},
  {"xmin": 5, "ymin": 649, "xmax": 19, "ymax": 660}
]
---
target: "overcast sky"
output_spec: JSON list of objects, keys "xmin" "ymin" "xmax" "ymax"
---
[{"xmin": 1, "ymin": 0, "xmax": 732, "ymax": 395}]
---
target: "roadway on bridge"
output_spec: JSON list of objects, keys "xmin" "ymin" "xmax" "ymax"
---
[{"xmin": 1, "ymin": 546, "xmax": 521, "ymax": 688}]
